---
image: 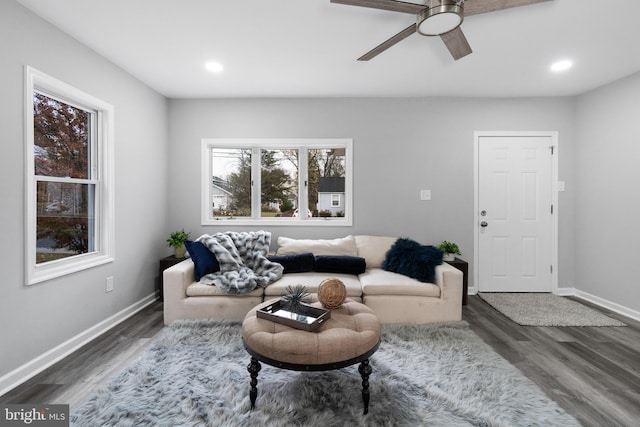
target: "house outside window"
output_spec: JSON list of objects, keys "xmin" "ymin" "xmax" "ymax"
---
[
  {"xmin": 25, "ymin": 67, "xmax": 114, "ymax": 285},
  {"xmin": 317, "ymin": 177, "xmax": 345, "ymax": 217},
  {"xmin": 201, "ymin": 139, "xmax": 352, "ymax": 226}
]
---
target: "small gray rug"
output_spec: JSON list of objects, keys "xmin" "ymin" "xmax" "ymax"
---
[
  {"xmin": 479, "ymin": 293, "xmax": 626, "ymax": 327},
  {"xmin": 71, "ymin": 320, "xmax": 579, "ymax": 427}
]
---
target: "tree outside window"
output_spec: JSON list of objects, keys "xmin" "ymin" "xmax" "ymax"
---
[{"xmin": 34, "ymin": 93, "xmax": 95, "ymax": 263}]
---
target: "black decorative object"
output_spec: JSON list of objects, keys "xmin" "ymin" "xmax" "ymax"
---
[{"xmin": 281, "ymin": 284, "xmax": 310, "ymax": 313}]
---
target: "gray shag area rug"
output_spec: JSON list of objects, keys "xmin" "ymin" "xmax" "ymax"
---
[
  {"xmin": 479, "ymin": 293, "xmax": 626, "ymax": 327},
  {"xmin": 71, "ymin": 320, "xmax": 580, "ymax": 427}
]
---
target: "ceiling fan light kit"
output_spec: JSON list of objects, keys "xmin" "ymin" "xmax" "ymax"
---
[
  {"xmin": 417, "ymin": 1, "xmax": 463, "ymax": 36},
  {"xmin": 330, "ymin": 0, "xmax": 553, "ymax": 61}
]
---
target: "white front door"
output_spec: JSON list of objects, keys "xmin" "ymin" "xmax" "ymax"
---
[{"xmin": 477, "ymin": 134, "xmax": 555, "ymax": 292}]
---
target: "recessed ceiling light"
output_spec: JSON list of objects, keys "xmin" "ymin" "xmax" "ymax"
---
[
  {"xmin": 550, "ymin": 60, "xmax": 573, "ymax": 72},
  {"xmin": 205, "ymin": 62, "xmax": 224, "ymax": 73}
]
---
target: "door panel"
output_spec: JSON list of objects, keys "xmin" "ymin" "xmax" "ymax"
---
[{"xmin": 478, "ymin": 136, "xmax": 552, "ymax": 292}]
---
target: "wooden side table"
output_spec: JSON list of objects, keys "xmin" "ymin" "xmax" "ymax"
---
[
  {"xmin": 445, "ymin": 257, "xmax": 468, "ymax": 306},
  {"xmin": 159, "ymin": 255, "xmax": 185, "ymax": 301}
]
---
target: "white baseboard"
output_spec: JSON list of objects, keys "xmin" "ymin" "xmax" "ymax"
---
[
  {"xmin": 0, "ymin": 293, "xmax": 157, "ymax": 397},
  {"xmin": 570, "ymin": 289, "xmax": 640, "ymax": 322}
]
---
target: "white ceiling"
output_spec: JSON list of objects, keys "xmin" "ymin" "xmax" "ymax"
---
[{"xmin": 15, "ymin": 0, "xmax": 640, "ymax": 98}]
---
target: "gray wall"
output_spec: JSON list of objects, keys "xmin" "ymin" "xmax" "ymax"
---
[
  {"xmin": 575, "ymin": 72, "xmax": 640, "ymax": 313},
  {"xmin": 168, "ymin": 96, "xmax": 577, "ymax": 290},
  {"xmin": 0, "ymin": 1, "xmax": 169, "ymax": 378}
]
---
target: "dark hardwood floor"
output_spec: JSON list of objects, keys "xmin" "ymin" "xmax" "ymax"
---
[
  {"xmin": 464, "ymin": 295, "xmax": 640, "ymax": 427},
  {"xmin": 0, "ymin": 301, "xmax": 165, "ymax": 410},
  {"xmin": 2, "ymin": 296, "xmax": 639, "ymax": 426}
]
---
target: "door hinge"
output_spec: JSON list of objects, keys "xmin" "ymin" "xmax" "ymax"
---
[
  {"xmin": 550, "ymin": 265, "xmax": 553, "ymax": 274},
  {"xmin": 551, "ymin": 204, "xmax": 554, "ymax": 215}
]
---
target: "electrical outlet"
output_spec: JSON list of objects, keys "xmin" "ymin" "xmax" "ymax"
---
[
  {"xmin": 420, "ymin": 189, "xmax": 431, "ymax": 201},
  {"xmin": 105, "ymin": 276, "xmax": 114, "ymax": 293}
]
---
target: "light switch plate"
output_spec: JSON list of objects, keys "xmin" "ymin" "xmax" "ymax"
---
[
  {"xmin": 106, "ymin": 276, "xmax": 114, "ymax": 293},
  {"xmin": 420, "ymin": 190, "xmax": 431, "ymax": 201}
]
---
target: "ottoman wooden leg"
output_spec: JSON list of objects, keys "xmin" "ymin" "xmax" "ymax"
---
[
  {"xmin": 358, "ymin": 359, "xmax": 372, "ymax": 415},
  {"xmin": 247, "ymin": 357, "xmax": 261, "ymax": 409}
]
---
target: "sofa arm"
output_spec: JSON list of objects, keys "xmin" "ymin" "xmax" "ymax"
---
[
  {"xmin": 163, "ymin": 259, "xmax": 195, "ymax": 303},
  {"xmin": 434, "ymin": 262, "xmax": 463, "ymax": 303}
]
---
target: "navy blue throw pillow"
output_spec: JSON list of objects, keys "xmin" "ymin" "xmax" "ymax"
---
[
  {"xmin": 315, "ymin": 255, "xmax": 367, "ymax": 275},
  {"xmin": 382, "ymin": 238, "xmax": 443, "ymax": 283},
  {"xmin": 184, "ymin": 240, "xmax": 220, "ymax": 281},
  {"xmin": 268, "ymin": 252, "xmax": 316, "ymax": 274}
]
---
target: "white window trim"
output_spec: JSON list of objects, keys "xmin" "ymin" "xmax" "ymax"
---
[
  {"xmin": 25, "ymin": 66, "xmax": 115, "ymax": 285},
  {"xmin": 201, "ymin": 138, "xmax": 353, "ymax": 226},
  {"xmin": 331, "ymin": 194, "xmax": 342, "ymax": 208}
]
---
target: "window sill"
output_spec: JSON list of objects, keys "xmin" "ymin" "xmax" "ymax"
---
[
  {"xmin": 201, "ymin": 218, "xmax": 353, "ymax": 227},
  {"xmin": 28, "ymin": 254, "xmax": 114, "ymax": 286}
]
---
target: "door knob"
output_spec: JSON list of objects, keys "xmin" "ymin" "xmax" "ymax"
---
[{"xmin": 480, "ymin": 221, "xmax": 488, "ymax": 228}]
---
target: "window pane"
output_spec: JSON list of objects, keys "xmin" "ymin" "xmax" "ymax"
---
[
  {"xmin": 261, "ymin": 149, "xmax": 298, "ymax": 218},
  {"xmin": 211, "ymin": 148, "xmax": 251, "ymax": 218},
  {"xmin": 33, "ymin": 93, "xmax": 90, "ymax": 179},
  {"xmin": 310, "ymin": 148, "xmax": 347, "ymax": 218},
  {"xmin": 36, "ymin": 181, "xmax": 95, "ymax": 264}
]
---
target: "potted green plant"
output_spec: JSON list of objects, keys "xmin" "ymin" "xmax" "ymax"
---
[
  {"xmin": 438, "ymin": 241, "xmax": 461, "ymax": 262},
  {"xmin": 167, "ymin": 229, "xmax": 191, "ymax": 258}
]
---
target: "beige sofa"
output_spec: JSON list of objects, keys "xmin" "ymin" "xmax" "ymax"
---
[{"xmin": 163, "ymin": 235, "xmax": 463, "ymax": 325}]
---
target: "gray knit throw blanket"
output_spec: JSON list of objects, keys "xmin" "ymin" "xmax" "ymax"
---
[{"xmin": 196, "ymin": 231, "xmax": 283, "ymax": 295}]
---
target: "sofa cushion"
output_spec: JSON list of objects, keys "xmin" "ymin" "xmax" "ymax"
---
[
  {"xmin": 315, "ymin": 255, "xmax": 366, "ymax": 275},
  {"xmin": 355, "ymin": 235, "xmax": 397, "ymax": 268},
  {"xmin": 264, "ymin": 272, "xmax": 363, "ymax": 297},
  {"xmin": 359, "ymin": 268, "xmax": 440, "ymax": 297},
  {"xmin": 268, "ymin": 252, "xmax": 315, "ymax": 274},
  {"xmin": 276, "ymin": 235, "xmax": 358, "ymax": 256},
  {"xmin": 382, "ymin": 238, "xmax": 443, "ymax": 283},
  {"xmin": 184, "ymin": 240, "xmax": 220, "ymax": 281},
  {"xmin": 186, "ymin": 282, "xmax": 264, "ymax": 297}
]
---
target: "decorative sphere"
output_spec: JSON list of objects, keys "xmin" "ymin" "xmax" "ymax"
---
[{"xmin": 318, "ymin": 278, "xmax": 347, "ymax": 309}]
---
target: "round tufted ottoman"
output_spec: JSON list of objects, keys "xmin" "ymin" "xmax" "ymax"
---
[{"xmin": 242, "ymin": 299, "xmax": 381, "ymax": 414}]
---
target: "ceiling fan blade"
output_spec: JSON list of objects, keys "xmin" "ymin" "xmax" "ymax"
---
[
  {"xmin": 330, "ymin": 0, "xmax": 424, "ymax": 14},
  {"xmin": 440, "ymin": 27, "xmax": 472, "ymax": 60},
  {"xmin": 358, "ymin": 24, "xmax": 417, "ymax": 61},
  {"xmin": 464, "ymin": 0, "xmax": 553, "ymax": 16}
]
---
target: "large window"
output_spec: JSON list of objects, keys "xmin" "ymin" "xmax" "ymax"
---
[
  {"xmin": 25, "ymin": 67, "xmax": 114, "ymax": 285},
  {"xmin": 201, "ymin": 139, "xmax": 352, "ymax": 226}
]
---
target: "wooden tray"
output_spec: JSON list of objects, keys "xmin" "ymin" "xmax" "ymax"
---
[{"xmin": 257, "ymin": 299, "xmax": 331, "ymax": 332}]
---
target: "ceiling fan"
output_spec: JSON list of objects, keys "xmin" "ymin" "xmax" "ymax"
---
[{"xmin": 330, "ymin": 0, "xmax": 553, "ymax": 61}]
